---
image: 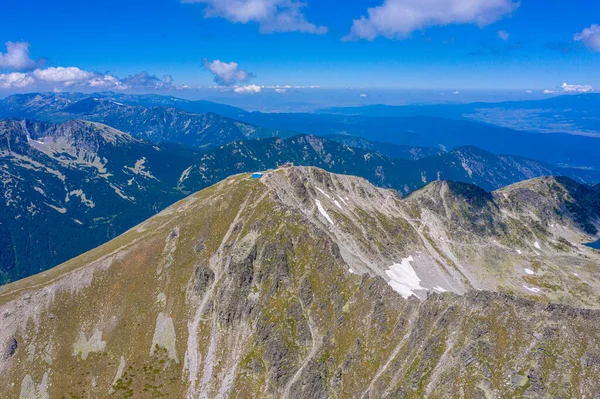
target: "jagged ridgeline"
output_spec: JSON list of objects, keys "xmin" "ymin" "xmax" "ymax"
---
[{"xmin": 1, "ymin": 167, "xmax": 600, "ymax": 398}]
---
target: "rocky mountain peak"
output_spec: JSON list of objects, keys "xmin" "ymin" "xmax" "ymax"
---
[{"xmin": 1, "ymin": 167, "xmax": 600, "ymax": 397}]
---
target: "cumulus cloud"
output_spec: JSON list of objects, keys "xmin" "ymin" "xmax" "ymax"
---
[
  {"xmin": 0, "ymin": 66, "xmax": 178, "ymax": 92},
  {"xmin": 0, "ymin": 41, "xmax": 39, "ymax": 70},
  {"xmin": 32, "ymin": 66, "xmax": 94, "ymax": 83},
  {"xmin": 453, "ymin": 90, "xmax": 460, "ymax": 95},
  {"xmin": 345, "ymin": 0, "xmax": 519, "ymax": 41},
  {"xmin": 183, "ymin": 0, "xmax": 327, "ymax": 34},
  {"xmin": 497, "ymin": 30, "xmax": 509, "ymax": 41},
  {"xmin": 121, "ymin": 72, "xmax": 174, "ymax": 90},
  {"xmin": 574, "ymin": 24, "xmax": 600, "ymax": 51},
  {"xmin": 544, "ymin": 82, "xmax": 594, "ymax": 94},
  {"xmin": 234, "ymin": 84, "xmax": 261, "ymax": 94},
  {"xmin": 0, "ymin": 72, "xmax": 35, "ymax": 89},
  {"xmin": 203, "ymin": 59, "xmax": 253, "ymax": 85},
  {"xmin": 360, "ymin": 93, "xmax": 368, "ymax": 97}
]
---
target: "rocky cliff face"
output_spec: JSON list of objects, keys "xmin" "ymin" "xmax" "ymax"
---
[
  {"xmin": 0, "ymin": 119, "xmax": 200, "ymax": 283},
  {"xmin": 1, "ymin": 167, "xmax": 599, "ymax": 398}
]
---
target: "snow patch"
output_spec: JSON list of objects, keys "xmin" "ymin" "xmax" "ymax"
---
[
  {"xmin": 337, "ymin": 195, "xmax": 348, "ymax": 206},
  {"xmin": 517, "ymin": 249, "xmax": 523, "ymax": 255},
  {"xmin": 315, "ymin": 200, "xmax": 334, "ymax": 225},
  {"xmin": 433, "ymin": 286, "xmax": 448, "ymax": 293},
  {"xmin": 524, "ymin": 268, "xmax": 535, "ymax": 275},
  {"xmin": 348, "ymin": 268, "xmax": 357, "ymax": 275},
  {"xmin": 523, "ymin": 285, "xmax": 541, "ymax": 293},
  {"xmin": 333, "ymin": 200, "xmax": 343, "ymax": 210},
  {"xmin": 315, "ymin": 187, "xmax": 331, "ymax": 199},
  {"xmin": 385, "ymin": 256, "xmax": 425, "ymax": 299},
  {"xmin": 534, "ymin": 241, "xmax": 541, "ymax": 250}
]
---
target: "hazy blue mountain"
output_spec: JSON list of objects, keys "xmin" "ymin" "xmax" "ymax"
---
[
  {"xmin": 0, "ymin": 91, "xmax": 247, "ymax": 120},
  {"xmin": 58, "ymin": 97, "xmax": 289, "ymax": 149},
  {"xmin": 318, "ymin": 93, "xmax": 600, "ymax": 137},
  {"xmin": 325, "ymin": 134, "xmax": 443, "ymax": 160},
  {"xmin": 238, "ymin": 112, "xmax": 600, "ymax": 169},
  {"xmin": 88, "ymin": 92, "xmax": 248, "ymax": 117},
  {"xmin": 0, "ymin": 92, "xmax": 89, "ymax": 120}
]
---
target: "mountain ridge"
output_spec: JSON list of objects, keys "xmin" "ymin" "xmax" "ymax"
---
[{"xmin": 1, "ymin": 167, "xmax": 599, "ymax": 397}]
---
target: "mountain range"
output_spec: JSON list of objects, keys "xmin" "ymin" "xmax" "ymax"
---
[
  {"xmin": 2, "ymin": 119, "xmax": 600, "ymax": 284},
  {"xmin": 0, "ymin": 119, "xmax": 203, "ymax": 283},
  {"xmin": 0, "ymin": 92, "xmax": 247, "ymax": 120},
  {"xmin": 318, "ymin": 93, "xmax": 600, "ymax": 137},
  {"xmin": 4, "ymin": 92, "xmax": 600, "ymax": 170},
  {"xmin": 1, "ymin": 167, "xmax": 599, "ymax": 398},
  {"xmin": 239, "ymin": 111, "xmax": 600, "ymax": 169}
]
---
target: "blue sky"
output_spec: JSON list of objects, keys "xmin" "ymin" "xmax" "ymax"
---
[{"xmin": 0, "ymin": 0, "xmax": 599, "ymax": 96}]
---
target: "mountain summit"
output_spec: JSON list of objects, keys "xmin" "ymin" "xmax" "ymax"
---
[{"xmin": 1, "ymin": 167, "xmax": 599, "ymax": 397}]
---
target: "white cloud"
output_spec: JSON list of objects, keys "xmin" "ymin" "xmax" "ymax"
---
[
  {"xmin": 0, "ymin": 72, "xmax": 35, "ymax": 89},
  {"xmin": 574, "ymin": 24, "xmax": 600, "ymax": 51},
  {"xmin": 525, "ymin": 90, "xmax": 532, "ymax": 93},
  {"xmin": 453, "ymin": 90, "xmax": 460, "ymax": 95},
  {"xmin": 360, "ymin": 93, "xmax": 367, "ymax": 97},
  {"xmin": 203, "ymin": 59, "xmax": 252, "ymax": 85},
  {"xmin": 345, "ymin": 0, "xmax": 519, "ymax": 40},
  {"xmin": 234, "ymin": 84, "xmax": 262, "ymax": 94},
  {"xmin": 183, "ymin": 0, "xmax": 326, "ymax": 34},
  {"xmin": 0, "ymin": 41, "xmax": 38, "ymax": 70},
  {"xmin": 32, "ymin": 66, "xmax": 93, "ymax": 83},
  {"xmin": 275, "ymin": 88, "xmax": 287, "ymax": 93},
  {"xmin": 544, "ymin": 82, "xmax": 594, "ymax": 94},
  {"xmin": 0, "ymin": 65, "xmax": 178, "ymax": 92},
  {"xmin": 497, "ymin": 30, "xmax": 509, "ymax": 41}
]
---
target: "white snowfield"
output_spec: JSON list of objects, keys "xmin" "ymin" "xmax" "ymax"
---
[
  {"xmin": 524, "ymin": 268, "xmax": 535, "ymax": 275},
  {"xmin": 534, "ymin": 241, "xmax": 541, "ymax": 250},
  {"xmin": 315, "ymin": 200, "xmax": 334, "ymax": 225},
  {"xmin": 385, "ymin": 256, "xmax": 426, "ymax": 299}
]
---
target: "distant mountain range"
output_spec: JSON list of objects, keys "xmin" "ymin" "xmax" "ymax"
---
[
  {"xmin": 238, "ymin": 112, "xmax": 600, "ymax": 169},
  {"xmin": 325, "ymin": 134, "xmax": 442, "ymax": 160},
  {"xmin": 0, "ymin": 94, "xmax": 285, "ymax": 150},
  {"xmin": 177, "ymin": 135, "xmax": 600, "ymax": 195},
  {"xmin": 0, "ymin": 91, "xmax": 247, "ymax": 119},
  {"xmin": 58, "ymin": 97, "xmax": 290, "ymax": 149},
  {"xmin": 4, "ymin": 92, "xmax": 600, "ymax": 170},
  {"xmin": 318, "ymin": 93, "xmax": 600, "ymax": 137}
]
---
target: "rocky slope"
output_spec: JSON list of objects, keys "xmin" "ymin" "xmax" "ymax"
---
[
  {"xmin": 0, "ymin": 119, "xmax": 202, "ymax": 283},
  {"xmin": 2, "ymin": 123, "xmax": 600, "ymax": 285},
  {"xmin": 57, "ymin": 97, "xmax": 287, "ymax": 150},
  {"xmin": 1, "ymin": 167, "xmax": 600, "ymax": 398}
]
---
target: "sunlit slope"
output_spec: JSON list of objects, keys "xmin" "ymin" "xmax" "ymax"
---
[{"xmin": 1, "ymin": 167, "xmax": 600, "ymax": 398}]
